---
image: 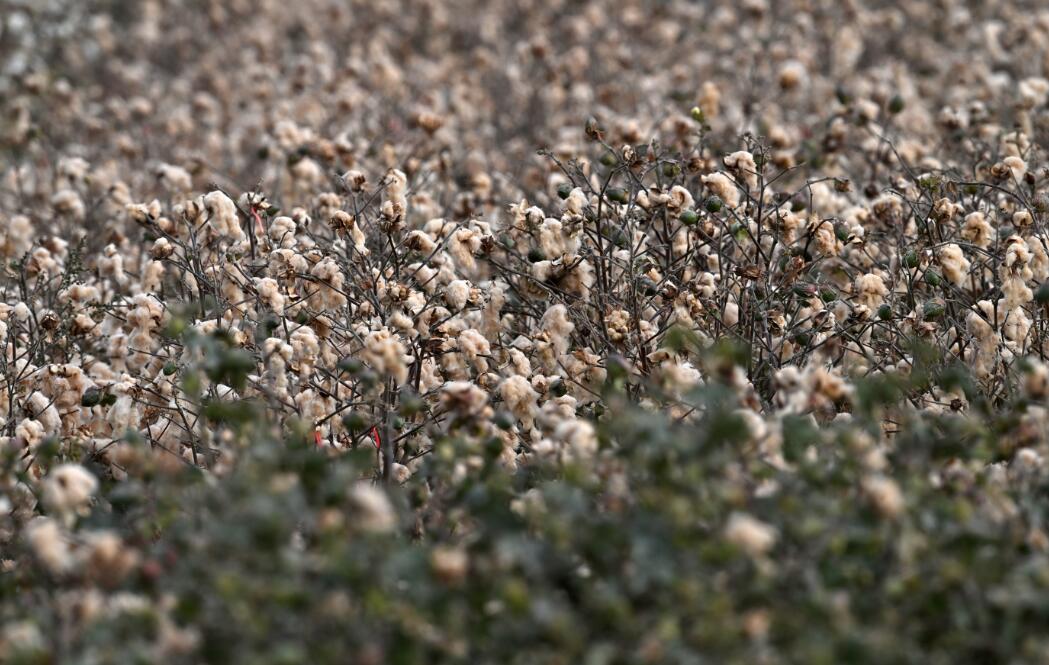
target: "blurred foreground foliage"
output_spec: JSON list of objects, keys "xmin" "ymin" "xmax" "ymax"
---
[{"xmin": 3, "ymin": 349, "xmax": 1049, "ymax": 665}]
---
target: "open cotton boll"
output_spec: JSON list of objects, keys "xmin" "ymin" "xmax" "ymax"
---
[
  {"xmin": 701, "ymin": 172, "xmax": 741, "ymax": 208},
  {"xmin": 724, "ymin": 512, "xmax": 777, "ymax": 557},
  {"xmin": 40, "ymin": 464, "xmax": 98, "ymax": 523},
  {"xmin": 500, "ymin": 375, "xmax": 540, "ymax": 429},
  {"xmin": 24, "ymin": 517, "xmax": 75, "ymax": 574},
  {"xmin": 347, "ymin": 484, "xmax": 397, "ymax": 533}
]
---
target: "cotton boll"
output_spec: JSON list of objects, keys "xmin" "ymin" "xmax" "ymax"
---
[
  {"xmin": 441, "ymin": 381, "xmax": 489, "ymax": 417},
  {"xmin": 15, "ymin": 418, "xmax": 45, "ymax": 449},
  {"xmin": 25, "ymin": 392, "xmax": 61, "ymax": 435},
  {"xmin": 961, "ymin": 212, "xmax": 993, "ymax": 248},
  {"xmin": 701, "ymin": 172, "xmax": 741, "ymax": 208},
  {"xmin": 347, "ymin": 483, "xmax": 396, "ymax": 533},
  {"xmin": 155, "ymin": 163, "xmax": 192, "ymax": 194},
  {"xmin": 724, "ymin": 512, "xmax": 777, "ymax": 556},
  {"xmin": 458, "ymin": 329, "xmax": 491, "ymax": 373},
  {"xmin": 540, "ymin": 304, "xmax": 574, "ymax": 356},
  {"xmin": 444, "ymin": 280, "xmax": 472, "ymax": 310},
  {"xmin": 855, "ymin": 273, "xmax": 888, "ymax": 309},
  {"xmin": 554, "ymin": 419, "xmax": 597, "ymax": 459},
  {"xmin": 51, "ymin": 189, "xmax": 85, "ymax": 220},
  {"xmin": 862, "ymin": 475, "xmax": 904, "ymax": 519},
  {"xmin": 40, "ymin": 464, "xmax": 98, "ymax": 522},
  {"xmin": 937, "ymin": 244, "xmax": 970, "ymax": 287},
  {"xmin": 24, "ymin": 517, "xmax": 75, "ymax": 574},
  {"xmin": 724, "ymin": 151, "xmax": 759, "ymax": 189},
  {"xmin": 361, "ymin": 328, "xmax": 412, "ymax": 385},
  {"xmin": 202, "ymin": 191, "xmax": 244, "ymax": 241},
  {"xmin": 500, "ymin": 375, "xmax": 539, "ymax": 429}
]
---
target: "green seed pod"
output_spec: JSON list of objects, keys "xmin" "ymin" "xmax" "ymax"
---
[
  {"xmin": 607, "ymin": 187, "xmax": 629, "ymax": 204},
  {"xmin": 924, "ymin": 270, "xmax": 943, "ymax": 287},
  {"xmin": 923, "ymin": 301, "xmax": 945, "ymax": 319},
  {"xmin": 878, "ymin": 304, "xmax": 893, "ymax": 320},
  {"xmin": 338, "ymin": 357, "xmax": 364, "ymax": 374},
  {"xmin": 679, "ymin": 209, "xmax": 699, "ymax": 226},
  {"xmin": 1036, "ymin": 282, "xmax": 1049, "ymax": 305},
  {"xmin": 342, "ymin": 411, "xmax": 367, "ymax": 431},
  {"xmin": 81, "ymin": 388, "xmax": 102, "ymax": 407},
  {"xmin": 550, "ymin": 379, "xmax": 568, "ymax": 398},
  {"xmin": 557, "ymin": 183, "xmax": 573, "ymax": 200},
  {"xmin": 793, "ymin": 283, "xmax": 817, "ymax": 298},
  {"xmin": 162, "ymin": 361, "xmax": 178, "ymax": 376},
  {"xmin": 904, "ymin": 251, "xmax": 919, "ymax": 269},
  {"xmin": 527, "ymin": 247, "xmax": 545, "ymax": 263},
  {"xmin": 662, "ymin": 162, "xmax": 680, "ymax": 177},
  {"xmin": 705, "ymin": 196, "xmax": 723, "ymax": 213},
  {"xmin": 600, "ymin": 152, "xmax": 618, "ymax": 167},
  {"xmin": 820, "ymin": 288, "xmax": 837, "ymax": 303},
  {"xmin": 493, "ymin": 411, "xmax": 515, "ymax": 430},
  {"xmin": 888, "ymin": 95, "xmax": 905, "ymax": 114}
]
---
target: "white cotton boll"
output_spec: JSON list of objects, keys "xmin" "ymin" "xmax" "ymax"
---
[
  {"xmin": 778, "ymin": 60, "xmax": 808, "ymax": 89},
  {"xmin": 500, "ymin": 375, "xmax": 539, "ymax": 429},
  {"xmin": 1, "ymin": 214, "xmax": 34, "ymax": 258},
  {"xmin": 701, "ymin": 172, "xmax": 741, "ymax": 208},
  {"xmin": 405, "ymin": 230, "xmax": 437, "ymax": 254},
  {"xmin": 12, "ymin": 302, "xmax": 30, "ymax": 322},
  {"xmin": 51, "ymin": 189, "xmax": 85, "ymax": 219},
  {"xmin": 444, "ymin": 280, "xmax": 472, "ymax": 310},
  {"xmin": 41, "ymin": 464, "xmax": 98, "ymax": 521},
  {"xmin": 269, "ymin": 216, "xmax": 298, "ymax": 248},
  {"xmin": 1018, "ymin": 77, "xmax": 1049, "ymax": 108},
  {"xmin": 540, "ymin": 304, "xmax": 574, "ymax": 355},
  {"xmin": 380, "ymin": 169, "xmax": 409, "ymax": 228},
  {"xmin": 937, "ymin": 244, "xmax": 970, "ymax": 287},
  {"xmin": 290, "ymin": 157, "xmax": 323, "ymax": 187},
  {"xmin": 723, "ymin": 301, "xmax": 739, "ymax": 328},
  {"xmin": 309, "ymin": 257, "xmax": 347, "ymax": 310},
  {"xmin": 140, "ymin": 260, "xmax": 165, "ymax": 293},
  {"xmin": 441, "ymin": 380, "xmax": 489, "ymax": 417},
  {"xmin": 99, "ymin": 244, "xmax": 127, "ymax": 286},
  {"xmin": 724, "ymin": 151, "xmax": 759, "ymax": 189},
  {"xmin": 554, "ymin": 419, "xmax": 597, "ymax": 459},
  {"xmin": 347, "ymin": 483, "xmax": 397, "ymax": 533},
  {"xmin": 155, "ymin": 163, "xmax": 192, "ymax": 193},
  {"xmin": 25, "ymin": 517, "xmax": 75, "ymax": 574},
  {"xmin": 861, "ymin": 475, "xmax": 904, "ymax": 519},
  {"xmin": 26, "ymin": 392, "xmax": 61, "ymax": 435},
  {"xmin": 724, "ymin": 512, "xmax": 777, "ymax": 556},
  {"xmin": 202, "ymin": 191, "xmax": 244, "ymax": 240},
  {"xmin": 539, "ymin": 219, "xmax": 567, "ymax": 258},
  {"xmin": 855, "ymin": 273, "xmax": 888, "ymax": 309},
  {"xmin": 15, "ymin": 418, "xmax": 45, "ymax": 449},
  {"xmin": 362, "ymin": 328, "xmax": 412, "ymax": 385},
  {"xmin": 391, "ymin": 463, "xmax": 411, "ymax": 484},
  {"xmin": 290, "ymin": 325, "xmax": 320, "ymax": 376},
  {"xmin": 1001, "ymin": 156, "xmax": 1027, "ymax": 182},
  {"xmin": 458, "ymin": 329, "xmax": 491, "ymax": 373},
  {"xmin": 961, "ymin": 212, "xmax": 993, "ymax": 248},
  {"xmin": 564, "ymin": 187, "xmax": 588, "ymax": 216},
  {"xmin": 667, "ymin": 185, "xmax": 693, "ymax": 214}
]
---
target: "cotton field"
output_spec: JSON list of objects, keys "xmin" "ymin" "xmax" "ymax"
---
[{"xmin": 3, "ymin": 0, "xmax": 1049, "ymax": 662}]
